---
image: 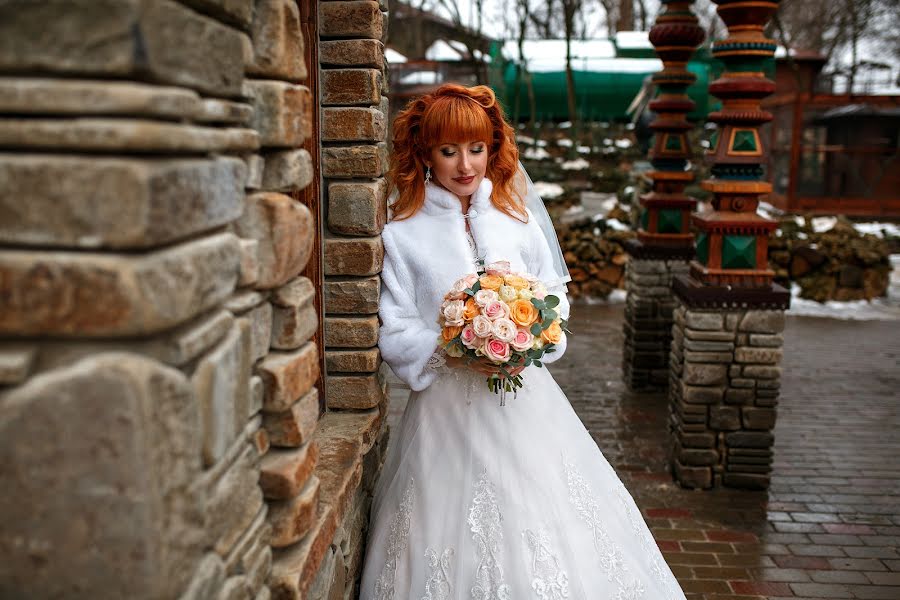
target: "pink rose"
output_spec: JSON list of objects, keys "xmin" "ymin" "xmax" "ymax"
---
[
  {"xmin": 511, "ymin": 327, "xmax": 535, "ymax": 352},
  {"xmin": 485, "ymin": 260, "xmax": 511, "ymax": 276},
  {"xmin": 483, "ymin": 300, "xmax": 510, "ymax": 321},
  {"xmin": 474, "ymin": 289, "xmax": 499, "ymax": 307},
  {"xmin": 472, "ymin": 315, "xmax": 493, "ymax": 338},
  {"xmin": 483, "ymin": 338, "xmax": 511, "ymax": 363},
  {"xmin": 460, "ymin": 324, "xmax": 482, "ymax": 350},
  {"xmin": 463, "ymin": 274, "xmax": 479, "ymax": 288},
  {"xmin": 491, "ymin": 318, "xmax": 517, "ymax": 343}
]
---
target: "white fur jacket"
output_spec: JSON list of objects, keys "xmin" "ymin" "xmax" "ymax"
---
[{"xmin": 378, "ymin": 178, "xmax": 571, "ymax": 391}]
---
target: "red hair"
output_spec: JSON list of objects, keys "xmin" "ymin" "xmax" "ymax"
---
[{"xmin": 388, "ymin": 84, "xmax": 527, "ymax": 222}]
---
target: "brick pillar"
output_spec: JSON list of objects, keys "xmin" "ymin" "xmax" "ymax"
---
[
  {"xmin": 622, "ymin": 0, "xmax": 704, "ymax": 391},
  {"xmin": 668, "ymin": 0, "xmax": 790, "ymax": 490}
]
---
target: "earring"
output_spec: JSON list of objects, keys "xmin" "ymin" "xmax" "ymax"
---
[{"xmin": 425, "ymin": 166, "xmax": 432, "ymax": 184}]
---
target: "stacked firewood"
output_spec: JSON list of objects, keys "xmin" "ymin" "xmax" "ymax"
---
[{"xmin": 556, "ymin": 217, "xmax": 636, "ymax": 299}]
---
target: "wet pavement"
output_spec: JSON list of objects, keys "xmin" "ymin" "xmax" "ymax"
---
[{"xmin": 385, "ymin": 302, "xmax": 900, "ymax": 599}]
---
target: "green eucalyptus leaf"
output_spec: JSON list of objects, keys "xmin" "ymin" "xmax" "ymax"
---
[
  {"xmin": 530, "ymin": 323, "xmax": 543, "ymax": 336},
  {"xmin": 545, "ymin": 295, "xmax": 560, "ymax": 308}
]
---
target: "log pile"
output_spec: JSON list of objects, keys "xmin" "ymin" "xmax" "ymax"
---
[
  {"xmin": 556, "ymin": 217, "xmax": 635, "ymax": 299},
  {"xmin": 768, "ymin": 218, "xmax": 892, "ymax": 302}
]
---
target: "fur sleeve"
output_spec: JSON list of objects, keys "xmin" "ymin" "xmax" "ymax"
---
[
  {"xmin": 378, "ymin": 227, "xmax": 441, "ymax": 391},
  {"xmin": 526, "ymin": 212, "xmax": 570, "ymax": 364}
]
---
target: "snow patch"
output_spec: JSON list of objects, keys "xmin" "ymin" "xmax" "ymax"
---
[
  {"xmin": 811, "ymin": 216, "xmax": 837, "ymax": 233},
  {"xmin": 561, "ymin": 158, "xmax": 590, "ymax": 170},
  {"xmin": 533, "ymin": 181, "xmax": 565, "ymax": 199},
  {"xmin": 557, "ymin": 138, "xmax": 573, "ymax": 148},
  {"xmin": 523, "ymin": 147, "xmax": 551, "ymax": 160}
]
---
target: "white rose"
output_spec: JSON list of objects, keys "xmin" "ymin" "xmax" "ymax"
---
[
  {"xmin": 491, "ymin": 318, "xmax": 517, "ymax": 343},
  {"xmin": 452, "ymin": 277, "xmax": 471, "ymax": 294},
  {"xmin": 518, "ymin": 288, "xmax": 534, "ymax": 300},
  {"xmin": 498, "ymin": 285, "xmax": 518, "ymax": 303},
  {"xmin": 472, "ymin": 315, "xmax": 493, "ymax": 338},
  {"xmin": 474, "ymin": 289, "xmax": 499, "ymax": 307},
  {"xmin": 442, "ymin": 300, "xmax": 465, "ymax": 324}
]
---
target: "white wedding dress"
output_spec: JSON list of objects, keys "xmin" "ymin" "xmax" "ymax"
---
[{"xmin": 359, "ymin": 180, "xmax": 686, "ymax": 600}]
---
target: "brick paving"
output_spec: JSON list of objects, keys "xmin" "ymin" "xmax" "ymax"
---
[
  {"xmin": 384, "ymin": 303, "xmax": 900, "ymax": 599},
  {"xmin": 551, "ymin": 303, "xmax": 900, "ymax": 600}
]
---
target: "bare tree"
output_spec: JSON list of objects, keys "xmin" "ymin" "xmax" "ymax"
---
[
  {"xmin": 617, "ymin": 0, "xmax": 634, "ymax": 31},
  {"xmin": 436, "ymin": 0, "xmax": 488, "ymax": 84}
]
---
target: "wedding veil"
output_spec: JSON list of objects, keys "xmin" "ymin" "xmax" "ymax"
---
[{"xmin": 515, "ymin": 161, "xmax": 572, "ymax": 290}]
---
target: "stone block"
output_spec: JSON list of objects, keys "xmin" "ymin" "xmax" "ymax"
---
[
  {"xmin": 271, "ymin": 278, "xmax": 318, "ymax": 351},
  {"xmin": 317, "ymin": 408, "xmax": 384, "ymax": 456},
  {"xmin": 192, "ymin": 322, "xmax": 252, "ymax": 467},
  {"xmin": 233, "ymin": 193, "xmax": 314, "ymax": 289},
  {"xmin": 319, "ymin": 39, "xmax": 384, "ymax": 68},
  {"xmin": 324, "ymin": 316, "xmax": 379, "ymax": 348},
  {"xmin": 204, "ymin": 439, "xmax": 264, "ymax": 558},
  {"xmin": 683, "ymin": 328, "xmax": 735, "ymax": 342},
  {"xmin": 319, "ymin": 1, "xmax": 383, "ymax": 39},
  {"xmin": 0, "ymin": 344, "xmax": 36, "ymax": 385},
  {"xmin": 742, "ymin": 365, "xmax": 781, "ymax": 379},
  {"xmin": 678, "ymin": 431, "xmax": 715, "ymax": 448},
  {"xmin": 179, "ymin": 554, "xmax": 226, "ymax": 600},
  {"xmin": 225, "ymin": 290, "xmax": 266, "ymax": 314},
  {"xmin": 681, "ymin": 384, "xmax": 723, "ymax": 404},
  {"xmin": 682, "ymin": 363, "xmax": 727, "ymax": 386},
  {"xmin": 243, "ymin": 80, "xmax": 312, "ymax": 148},
  {"xmin": 245, "ymin": 154, "xmax": 265, "ymax": 190},
  {"xmin": 673, "ymin": 459, "xmax": 712, "ymax": 489},
  {"xmin": 683, "ymin": 350, "xmax": 732, "ymax": 363},
  {"xmin": 683, "ymin": 338, "xmax": 734, "ymax": 352},
  {"xmin": 268, "ymin": 476, "xmax": 321, "ymax": 548},
  {"xmin": 0, "ymin": 77, "xmax": 201, "ymax": 119},
  {"xmin": 239, "ymin": 302, "xmax": 274, "ymax": 362},
  {"xmin": 725, "ymin": 431, "xmax": 774, "ymax": 449},
  {"xmin": 321, "ymin": 69, "xmax": 382, "ymax": 106},
  {"xmin": 684, "ymin": 311, "xmax": 724, "ymax": 331},
  {"xmin": 709, "ymin": 405, "xmax": 741, "ymax": 430},
  {"xmin": 327, "ymin": 179, "xmax": 388, "ymax": 236},
  {"xmin": 322, "ymin": 144, "xmax": 387, "ymax": 178},
  {"xmin": 260, "ymin": 441, "xmax": 320, "ymax": 499},
  {"xmin": 322, "ymin": 107, "xmax": 386, "ymax": 142},
  {"xmin": 678, "ymin": 446, "xmax": 719, "ymax": 466},
  {"xmin": 264, "ymin": 388, "xmax": 320, "ymax": 447},
  {"xmin": 730, "ymin": 378, "xmax": 756, "ymax": 389},
  {"xmin": 724, "ymin": 388, "xmax": 755, "ymax": 405},
  {"xmin": 247, "ymin": 0, "xmax": 306, "ymax": 81},
  {"xmin": 734, "ymin": 347, "xmax": 783, "ymax": 364},
  {"xmin": 197, "ymin": 99, "xmax": 254, "ymax": 125},
  {"xmin": 0, "ymin": 233, "xmax": 239, "ymax": 337},
  {"xmin": 722, "ymin": 472, "xmax": 770, "ymax": 490},
  {"xmin": 749, "ymin": 333, "xmax": 784, "ymax": 347},
  {"xmin": 239, "ymin": 239, "xmax": 260, "ymax": 287},
  {"xmin": 324, "ymin": 277, "xmax": 380, "ymax": 314},
  {"xmin": 219, "ymin": 576, "xmax": 253, "ymax": 600},
  {"xmin": 250, "ymin": 375, "xmax": 264, "ymax": 416},
  {"xmin": 0, "ymin": 119, "xmax": 258, "ymax": 153},
  {"xmin": 324, "ymin": 236, "xmax": 383, "ymax": 276},
  {"xmin": 325, "ymin": 349, "xmax": 381, "ymax": 373},
  {"xmin": 258, "ymin": 343, "xmax": 320, "ymax": 412},
  {"xmin": 0, "ymin": 155, "xmax": 245, "ymax": 249},
  {"xmin": 738, "ymin": 310, "xmax": 785, "ymax": 334},
  {"xmin": 325, "ymin": 373, "xmax": 384, "ymax": 409},
  {"xmin": 0, "ymin": 354, "xmax": 203, "ymax": 598},
  {"xmin": 179, "ymin": 0, "xmax": 254, "ymax": 28},
  {"xmin": 251, "ymin": 424, "xmax": 270, "ymax": 457},
  {"xmin": 223, "ymin": 506, "xmax": 269, "ymax": 576},
  {"xmin": 0, "ymin": 0, "xmax": 244, "ymax": 96},
  {"xmin": 741, "ymin": 407, "xmax": 777, "ymax": 430},
  {"xmin": 262, "ymin": 149, "xmax": 314, "ymax": 192}
]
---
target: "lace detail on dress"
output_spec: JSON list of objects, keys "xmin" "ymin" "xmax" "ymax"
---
[
  {"xmin": 422, "ymin": 547, "xmax": 454, "ymax": 600},
  {"xmin": 563, "ymin": 457, "xmax": 646, "ymax": 600},
  {"xmin": 467, "ymin": 470, "xmax": 511, "ymax": 600},
  {"xmin": 523, "ymin": 528, "xmax": 570, "ymax": 599},
  {"xmin": 612, "ymin": 483, "xmax": 682, "ymax": 600},
  {"xmin": 427, "ymin": 351, "xmax": 447, "ymax": 371},
  {"xmin": 374, "ymin": 478, "xmax": 415, "ymax": 600}
]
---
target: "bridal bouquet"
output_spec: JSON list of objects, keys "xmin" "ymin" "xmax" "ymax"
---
[{"xmin": 437, "ymin": 261, "xmax": 569, "ymax": 405}]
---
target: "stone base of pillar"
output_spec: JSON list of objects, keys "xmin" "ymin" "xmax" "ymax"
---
[
  {"xmin": 668, "ymin": 291, "xmax": 787, "ymax": 490},
  {"xmin": 622, "ymin": 253, "xmax": 690, "ymax": 392}
]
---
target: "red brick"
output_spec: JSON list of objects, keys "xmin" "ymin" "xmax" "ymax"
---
[{"xmin": 729, "ymin": 580, "xmax": 793, "ymax": 595}]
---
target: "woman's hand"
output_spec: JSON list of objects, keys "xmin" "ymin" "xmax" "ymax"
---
[{"xmin": 445, "ymin": 355, "xmax": 524, "ymax": 378}]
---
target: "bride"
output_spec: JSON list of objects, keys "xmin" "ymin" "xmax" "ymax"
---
[{"xmin": 359, "ymin": 84, "xmax": 686, "ymax": 600}]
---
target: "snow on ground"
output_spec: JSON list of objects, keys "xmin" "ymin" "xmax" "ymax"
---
[
  {"xmin": 582, "ymin": 289, "xmax": 628, "ymax": 305},
  {"xmin": 533, "ymin": 181, "xmax": 564, "ymax": 199},
  {"xmin": 855, "ymin": 222, "xmax": 900, "ymax": 238},
  {"xmin": 614, "ymin": 138, "xmax": 633, "ymax": 149},
  {"xmin": 557, "ymin": 138, "xmax": 573, "ymax": 148},
  {"xmin": 786, "ymin": 255, "xmax": 900, "ymax": 321},
  {"xmin": 517, "ymin": 135, "xmax": 535, "ymax": 145},
  {"xmin": 523, "ymin": 147, "xmax": 550, "ymax": 161},
  {"xmin": 577, "ymin": 145, "xmax": 592, "ymax": 154},
  {"xmin": 561, "ymin": 158, "xmax": 590, "ymax": 170}
]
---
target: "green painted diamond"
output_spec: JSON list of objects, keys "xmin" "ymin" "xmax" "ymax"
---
[
  {"xmin": 658, "ymin": 208, "xmax": 682, "ymax": 234},
  {"xmin": 722, "ymin": 235, "xmax": 756, "ymax": 269},
  {"xmin": 731, "ymin": 130, "xmax": 758, "ymax": 153}
]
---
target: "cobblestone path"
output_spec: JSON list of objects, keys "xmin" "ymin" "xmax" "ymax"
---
[{"xmin": 551, "ymin": 303, "xmax": 900, "ymax": 600}]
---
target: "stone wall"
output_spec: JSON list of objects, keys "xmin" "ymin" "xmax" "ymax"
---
[
  {"xmin": 622, "ymin": 258, "xmax": 690, "ymax": 391},
  {"xmin": 668, "ymin": 304, "xmax": 785, "ymax": 490},
  {"xmin": 0, "ymin": 1, "xmax": 388, "ymax": 598}
]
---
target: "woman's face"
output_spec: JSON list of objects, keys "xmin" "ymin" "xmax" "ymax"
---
[{"xmin": 425, "ymin": 140, "xmax": 489, "ymax": 200}]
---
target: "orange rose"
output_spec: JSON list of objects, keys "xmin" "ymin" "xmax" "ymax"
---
[
  {"xmin": 503, "ymin": 274, "xmax": 529, "ymax": 290},
  {"xmin": 509, "ymin": 299, "xmax": 539, "ymax": 327},
  {"xmin": 479, "ymin": 274, "xmax": 503, "ymax": 291},
  {"xmin": 540, "ymin": 321, "xmax": 563, "ymax": 345},
  {"xmin": 441, "ymin": 325, "xmax": 463, "ymax": 343},
  {"xmin": 463, "ymin": 297, "xmax": 480, "ymax": 320}
]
